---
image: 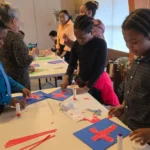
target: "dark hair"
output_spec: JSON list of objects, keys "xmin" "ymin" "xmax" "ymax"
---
[
  {"xmin": 0, "ymin": 19, "xmax": 8, "ymax": 30},
  {"xmin": 122, "ymin": 8, "xmax": 150, "ymax": 37},
  {"xmin": 84, "ymin": 1, "xmax": 99, "ymax": 17},
  {"xmin": 49, "ymin": 30, "xmax": 57, "ymax": 37},
  {"xmin": 0, "ymin": 2, "xmax": 19, "ymax": 23},
  {"xmin": 74, "ymin": 15, "xmax": 94, "ymax": 33},
  {"xmin": 59, "ymin": 10, "xmax": 72, "ymax": 20},
  {"xmin": 19, "ymin": 30, "xmax": 25, "ymax": 36}
]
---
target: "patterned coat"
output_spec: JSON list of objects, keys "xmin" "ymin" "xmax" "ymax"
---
[{"xmin": 0, "ymin": 31, "xmax": 33, "ymax": 90}]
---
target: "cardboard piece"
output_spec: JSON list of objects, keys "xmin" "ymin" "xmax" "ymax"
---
[{"xmin": 74, "ymin": 118, "xmax": 131, "ymax": 150}]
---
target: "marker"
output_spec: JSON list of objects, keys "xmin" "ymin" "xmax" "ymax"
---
[
  {"xmin": 16, "ymin": 103, "xmax": 21, "ymax": 117},
  {"xmin": 117, "ymin": 134, "xmax": 123, "ymax": 150},
  {"xmin": 73, "ymin": 88, "xmax": 77, "ymax": 100}
]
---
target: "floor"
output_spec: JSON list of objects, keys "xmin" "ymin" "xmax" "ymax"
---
[{"xmin": 30, "ymin": 78, "xmax": 62, "ymax": 91}]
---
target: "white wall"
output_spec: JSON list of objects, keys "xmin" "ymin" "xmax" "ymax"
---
[
  {"xmin": 6, "ymin": 0, "xmax": 75, "ymax": 49},
  {"xmin": 61, "ymin": 0, "xmax": 75, "ymax": 15}
]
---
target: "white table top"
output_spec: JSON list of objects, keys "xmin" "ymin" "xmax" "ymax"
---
[
  {"xmin": 30, "ymin": 54, "xmax": 68, "ymax": 79},
  {"xmin": 0, "ymin": 88, "xmax": 150, "ymax": 150}
]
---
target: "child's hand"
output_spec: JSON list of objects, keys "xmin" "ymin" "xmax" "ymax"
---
[
  {"xmin": 108, "ymin": 105, "xmax": 125, "ymax": 117},
  {"xmin": 130, "ymin": 128, "xmax": 150, "ymax": 145},
  {"xmin": 10, "ymin": 98, "xmax": 26, "ymax": 108},
  {"xmin": 22, "ymin": 88, "xmax": 31, "ymax": 98},
  {"xmin": 56, "ymin": 49, "xmax": 60, "ymax": 55},
  {"xmin": 76, "ymin": 86, "xmax": 89, "ymax": 95},
  {"xmin": 61, "ymin": 75, "xmax": 69, "ymax": 89}
]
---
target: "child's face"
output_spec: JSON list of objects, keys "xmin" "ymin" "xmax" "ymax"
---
[
  {"xmin": 50, "ymin": 36, "xmax": 56, "ymax": 41},
  {"xmin": 59, "ymin": 12, "xmax": 69, "ymax": 25},
  {"xmin": 123, "ymin": 29, "xmax": 150, "ymax": 56},
  {"xmin": 79, "ymin": 5, "xmax": 92, "ymax": 17},
  {"xmin": 74, "ymin": 29, "xmax": 93, "ymax": 45}
]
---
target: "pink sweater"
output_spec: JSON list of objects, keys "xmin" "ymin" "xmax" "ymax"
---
[{"xmin": 94, "ymin": 71, "xmax": 120, "ymax": 106}]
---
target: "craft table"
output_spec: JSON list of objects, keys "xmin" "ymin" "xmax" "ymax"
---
[
  {"xmin": 30, "ymin": 54, "xmax": 68, "ymax": 89},
  {"xmin": 0, "ymin": 88, "xmax": 150, "ymax": 150}
]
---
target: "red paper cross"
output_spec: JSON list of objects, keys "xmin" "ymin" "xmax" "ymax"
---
[
  {"xmin": 52, "ymin": 92, "xmax": 67, "ymax": 98},
  {"xmin": 89, "ymin": 124, "xmax": 117, "ymax": 142}
]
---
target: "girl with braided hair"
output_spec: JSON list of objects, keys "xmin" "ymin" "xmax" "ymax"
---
[
  {"xmin": 61, "ymin": 15, "xmax": 119, "ymax": 106},
  {"xmin": 63, "ymin": 1, "xmax": 105, "ymax": 47},
  {"xmin": 109, "ymin": 9, "xmax": 150, "ymax": 146}
]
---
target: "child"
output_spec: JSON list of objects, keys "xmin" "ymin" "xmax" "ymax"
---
[
  {"xmin": 63, "ymin": 1, "xmax": 100, "ymax": 48},
  {"xmin": 56, "ymin": 10, "xmax": 76, "ymax": 63},
  {"xmin": 0, "ymin": 20, "xmax": 30, "ymax": 113},
  {"xmin": 61, "ymin": 15, "xmax": 107, "ymax": 100},
  {"xmin": 109, "ymin": 9, "xmax": 150, "ymax": 145},
  {"xmin": 49, "ymin": 30, "xmax": 57, "ymax": 52},
  {"xmin": 93, "ymin": 19, "xmax": 105, "ymax": 39}
]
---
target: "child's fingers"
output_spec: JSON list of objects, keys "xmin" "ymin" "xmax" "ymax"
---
[
  {"xmin": 135, "ymin": 137, "xmax": 144, "ymax": 143},
  {"xmin": 130, "ymin": 133, "xmax": 141, "ymax": 141},
  {"xmin": 108, "ymin": 107, "xmax": 115, "ymax": 116}
]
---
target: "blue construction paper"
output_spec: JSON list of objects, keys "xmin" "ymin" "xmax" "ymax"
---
[
  {"xmin": 48, "ymin": 60, "xmax": 64, "ymax": 64},
  {"xmin": 47, "ymin": 88, "xmax": 72, "ymax": 101},
  {"xmin": 15, "ymin": 91, "xmax": 49, "ymax": 105},
  {"xmin": 74, "ymin": 118, "xmax": 131, "ymax": 150},
  {"xmin": 33, "ymin": 64, "xmax": 40, "ymax": 67}
]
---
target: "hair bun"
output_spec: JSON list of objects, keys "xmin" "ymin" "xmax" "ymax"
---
[{"xmin": 93, "ymin": 1, "xmax": 99, "ymax": 9}]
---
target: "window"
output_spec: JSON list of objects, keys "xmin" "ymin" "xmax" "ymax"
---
[{"xmin": 95, "ymin": 0, "xmax": 129, "ymax": 52}]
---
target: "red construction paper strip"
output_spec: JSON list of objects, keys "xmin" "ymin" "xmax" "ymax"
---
[
  {"xmin": 83, "ymin": 116, "xmax": 100, "ymax": 123},
  {"xmin": 5, "ymin": 129, "xmax": 57, "ymax": 148},
  {"xmin": 29, "ymin": 135, "xmax": 55, "ymax": 150},
  {"xmin": 19, "ymin": 135, "xmax": 55, "ymax": 150},
  {"xmin": 107, "ymin": 116, "xmax": 112, "ymax": 119},
  {"xmin": 104, "ymin": 124, "xmax": 117, "ymax": 134},
  {"xmin": 19, "ymin": 135, "xmax": 50, "ymax": 150}
]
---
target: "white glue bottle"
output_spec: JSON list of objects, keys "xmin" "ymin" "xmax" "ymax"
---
[
  {"xmin": 73, "ymin": 88, "xmax": 77, "ymax": 101},
  {"xmin": 16, "ymin": 103, "xmax": 21, "ymax": 117},
  {"xmin": 117, "ymin": 134, "xmax": 123, "ymax": 150}
]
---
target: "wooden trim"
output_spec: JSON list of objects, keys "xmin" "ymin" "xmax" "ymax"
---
[{"xmin": 128, "ymin": 0, "xmax": 135, "ymax": 12}]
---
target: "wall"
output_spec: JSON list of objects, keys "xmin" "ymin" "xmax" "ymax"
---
[
  {"xmin": 6, "ymin": 0, "xmax": 37, "ymax": 45},
  {"xmin": 61, "ymin": 0, "xmax": 75, "ymax": 15},
  {"xmin": 6, "ymin": 0, "xmax": 75, "ymax": 49},
  {"xmin": 95, "ymin": 0, "xmax": 129, "ymax": 52},
  {"xmin": 135, "ymin": 0, "xmax": 150, "ymax": 8}
]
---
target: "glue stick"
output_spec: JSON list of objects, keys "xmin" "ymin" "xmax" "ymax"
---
[
  {"xmin": 117, "ymin": 134, "xmax": 123, "ymax": 150},
  {"xmin": 16, "ymin": 103, "xmax": 21, "ymax": 117},
  {"xmin": 73, "ymin": 88, "xmax": 77, "ymax": 100}
]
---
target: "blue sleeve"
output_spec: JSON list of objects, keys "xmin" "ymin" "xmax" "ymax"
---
[
  {"xmin": 8, "ymin": 76, "xmax": 24, "ymax": 93},
  {"xmin": 0, "ymin": 94, "xmax": 11, "ymax": 105}
]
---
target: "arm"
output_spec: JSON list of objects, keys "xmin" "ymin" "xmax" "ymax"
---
[
  {"xmin": 8, "ymin": 75, "xmax": 24, "ymax": 93},
  {"xmin": 56, "ymin": 26, "xmax": 60, "ymax": 50},
  {"xmin": 87, "ymin": 40, "xmax": 107, "ymax": 88},
  {"xmin": 60, "ymin": 51, "xmax": 67, "ymax": 58},
  {"xmin": 65, "ymin": 42, "xmax": 78, "ymax": 79},
  {"xmin": 64, "ymin": 25, "xmax": 76, "ymax": 51},
  {"xmin": 13, "ymin": 35, "xmax": 33, "ymax": 67}
]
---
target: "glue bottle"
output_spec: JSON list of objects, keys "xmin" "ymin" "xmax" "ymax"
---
[
  {"xmin": 16, "ymin": 103, "xmax": 21, "ymax": 117},
  {"xmin": 73, "ymin": 88, "xmax": 77, "ymax": 100},
  {"xmin": 117, "ymin": 134, "xmax": 123, "ymax": 150}
]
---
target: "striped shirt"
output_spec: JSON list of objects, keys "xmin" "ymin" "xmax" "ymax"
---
[{"xmin": 124, "ymin": 52, "xmax": 150, "ymax": 130}]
